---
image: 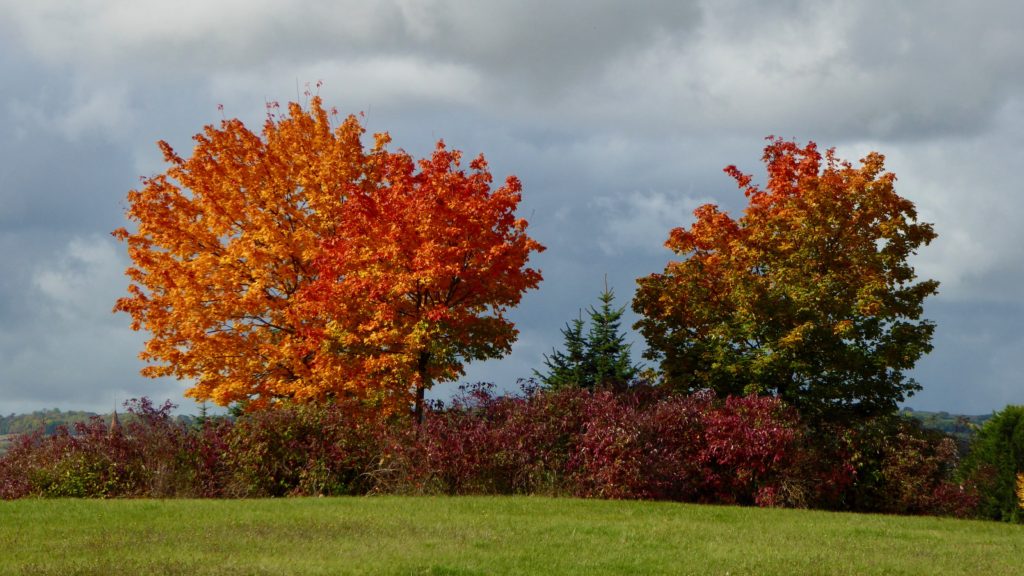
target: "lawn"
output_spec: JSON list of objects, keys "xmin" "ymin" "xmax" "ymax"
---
[{"xmin": 1, "ymin": 496, "xmax": 1021, "ymax": 575}]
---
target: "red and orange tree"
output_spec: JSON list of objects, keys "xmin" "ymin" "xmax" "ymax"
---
[
  {"xmin": 633, "ymin": 138, "xmax": 938, "ymax": 423},
  {"xmin": 114, "ymin": 97, "xmax": 543, "ymax": 418},
  {"xmin": 295, "ymin": 143, "xmax": 544, "ymax": 422}
]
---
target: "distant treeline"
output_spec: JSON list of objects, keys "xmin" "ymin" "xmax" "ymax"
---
[
  {"xmin": 902, "ymin": 409, "xmax": 992, "ymax": 442},
  {"xmin": 0, "ymin": 409, "xmax": 103, "ymax": 436},
  {"xmin": 0, "ymin": 409, "xmax": 202, "ymax": 457},
  {"xmin": 0, "ymin": 409, "xmax": 198, "ymax": 437},
  {"xmin": 0, "ymin": 406, "xmax": 991, "ymax": 439}
]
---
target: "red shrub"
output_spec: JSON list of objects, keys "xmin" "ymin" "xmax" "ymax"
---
[
  {"xmin": 0, "ymin": 398, "xmax": 220, "ymax": 498},
  {"xmin": 569, "ymin": 391, "xmax": 705, "ymax": 500},
  {"xmin": 376, "ymin": 383, "xmax": 591, "ymax": 495},
  {"xmin": 222, "ymin": 400, "xmax": 385, "ymax": 497},
  {"xmin": 877, "ymin": 428, "xmax": 979, "ymax": 517},
  {"xmin": 0, "ymin": 389, "xmax": 977, "ymax": 518},
  {"xmin": 568, "ymin": 391, "xmax": 807, "ymax": 504}
]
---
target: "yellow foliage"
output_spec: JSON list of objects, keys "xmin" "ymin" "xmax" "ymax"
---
[
  {"xmin": 115, "ymin": 97, "xmax": 543, "ymax": 417},
  {"xmin": 633, "ymin": 138, "xmax": 938, "ymax": 420}
]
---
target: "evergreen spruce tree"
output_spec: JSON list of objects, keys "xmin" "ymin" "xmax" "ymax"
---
[
  {"xmin": 535, "ymin": 314, "xmax": 589, "ymax": 389},
  {"xmin": 586, "ymin": 286, "xmax": 639, "ymax": 389},
  {"xmin": 536, "ymin": 284, "xmax": 639, "ymax": 390}
]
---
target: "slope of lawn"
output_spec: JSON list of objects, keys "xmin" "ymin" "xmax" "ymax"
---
[{"xmin": 1, "ymin": 496, "xmax": 1021, "ymax": 575}]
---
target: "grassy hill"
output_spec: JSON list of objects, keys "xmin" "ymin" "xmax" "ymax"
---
[{"xmin": 0, "ymin": 496, "xmax": 1021, "ymax": 575}]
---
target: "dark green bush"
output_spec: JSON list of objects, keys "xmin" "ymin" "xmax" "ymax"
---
[{"xmin": 959, "ymin": 405, "xmax": 1024, "ymax": 522}]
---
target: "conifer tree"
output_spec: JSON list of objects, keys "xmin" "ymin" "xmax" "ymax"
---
[
  {"xmin": 536, "ymin": 284, "xmax": 639, "ymax": 390},
  {"xmin": 586, "ymin": 287, "xmax": 639, "ymax": 389},
  {"xmin": 535, "ymin": 314, "xmax": 588, "ymax": 390}
]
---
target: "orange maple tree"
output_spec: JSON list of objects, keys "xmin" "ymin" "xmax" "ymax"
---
[
  {"xmin": 295, "ymin": 143, "xmax": 544, "ymax": 421},
  {"xmin": 114, "ymin": 97, "xmax": 543, "ymax": 416},
  {"xmin": 633, "ymin": 138, "xmax": 938, "ymax": 423}
]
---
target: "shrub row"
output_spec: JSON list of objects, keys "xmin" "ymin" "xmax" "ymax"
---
[{"xmin": 0, "ymin": 386, "xmax": 980, "ymax": 517}]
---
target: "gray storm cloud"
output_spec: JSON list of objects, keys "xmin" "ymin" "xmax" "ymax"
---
[{"xmin": 0, "ymin": 0, "xmax": 1022, "ymax": 413}]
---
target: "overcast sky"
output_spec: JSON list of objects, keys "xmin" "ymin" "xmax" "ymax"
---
[{"xmin": 1, "ymin": 0, "xmax": 1022, "ymax": 415}]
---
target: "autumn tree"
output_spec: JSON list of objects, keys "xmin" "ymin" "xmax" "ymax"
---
[
  {"xmin": 536, "ymin": 285, "xmax": 639, "ymax": 391},
  {"xmin": 296, "ymin": 142, "xmax": 544, "ymax": 422},
  {"xmin": 633, "ymin": 138, "xmax": 938, "ymax": 424},
  {"xmin": 114, "ymin": 97, "xmax": 543, "ymax": 419}
]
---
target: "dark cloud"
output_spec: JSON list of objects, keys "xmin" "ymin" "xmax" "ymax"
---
[
  {"xmin": 0, "ymin": 133, "xmax": 132, "ymax": 233},
  {"xmin": 835, "ymin": 2, "xmax": 1024, "ymax": 140},
  {"xmin": 911, "ymin": 299, "xmax": 1024, "ymax": 414},
  {"xmin": 1, "ymin": 0, "xmax": 1023, "ymax": 414}
]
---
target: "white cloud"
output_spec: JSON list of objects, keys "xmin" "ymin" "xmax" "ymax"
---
[
  {"xmin": 32, "ymin": 235, "xmax": 125, "ymax": 322},
  {"xmin": 0, "ymin": 235, "xmax": 190, "ymax": 412},
  {"xmin": 593, "ymin": 190, "xmax": 713, "ymax": 256},
  {"xmin": 56, "ymin": 85, "xmax": 137, "ymax": 142},
  {"xmin": 531, "ymin": 1, "xmax": 1024, "ymax": 141},
  {"xmin": 8, "ymin": 85, "xmax": 138, "ymax": 143},
  {"xmin": 874, "ymin": 101, "xmax": 1024, "ymax": 303},
  {"xmin": 7, "ymin": 1, "xmax": 1021, "ymax": 144},
  {"xmin": 207, "ymin": 57, "xmax": 484, "ymax": 114}
]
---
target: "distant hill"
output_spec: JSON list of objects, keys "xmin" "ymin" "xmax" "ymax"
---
[
  {"xmin": 0, "ymin": 408, "xmax": 103, "ymax": 436},
  {"xmin": 900, "ymin": 408, "xmax": 992, "ymax": 443},
  {"xmin": 0, "ymin": 409, "xmax": 105, "ymax": 457},
  {"xmin": 0, "ymin": 409, "xmax": 200, "ymax": 456}
]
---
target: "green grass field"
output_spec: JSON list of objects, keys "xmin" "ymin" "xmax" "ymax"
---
[{"xmin": 1, "ymin": 496, "xmax": 1021, "ymax": 575}]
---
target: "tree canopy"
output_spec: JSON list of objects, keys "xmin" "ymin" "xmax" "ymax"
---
[
  {"xmin": 114, "ymin": 97, "xmax": 543, "ymax": 417},
  {"xmin": 632, "ymin": 138, "xmax": 938, "ymax": 423}
]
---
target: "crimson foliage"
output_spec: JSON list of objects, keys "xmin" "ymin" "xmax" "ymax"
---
[
  {"xmin": 0, "ymin": 389, "xmax": 978, "ymax": 517},
  {"xmin": 568, "ymin": 391, "xmax": 803, "ymax": 504},
  {"xmin": 374, "ymin": 383, "xmax": 590, "ymax": 495}
]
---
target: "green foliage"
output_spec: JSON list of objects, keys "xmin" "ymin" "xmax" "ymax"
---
[
  {"xmin": 0, "ymin": 409, "xmax": 101, "ymax": 435},
  {"xmin": 537, "ymin": 314, "xmax": 589, "ymax": 389},
  {"xmin": 633, "ymin": 140, "xmax": 938, "ymax": 425},
  {"xmin": 536, "ymin": 286, "xmax": 640, "ymax": 390},
  {"xmin": 959, "ymin": 405, "xmax": 1024, "ymax": 522}
]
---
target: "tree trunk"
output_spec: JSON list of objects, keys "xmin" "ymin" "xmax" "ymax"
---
[
  {"xmin": 415, "ymin": 384, "xmax": 426, "ymax": 426},
  {"xmin": 414, "ymin": 351, "xmax": 431, "ymax": 426}
]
